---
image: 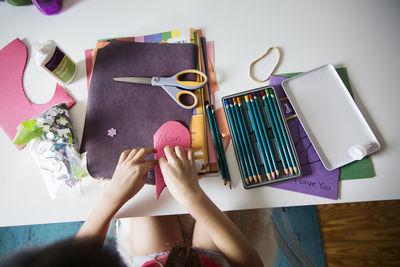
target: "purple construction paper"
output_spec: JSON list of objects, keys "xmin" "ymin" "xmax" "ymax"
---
[
  {"xmin": 81, "ymin": 41, "xmax": 197, "ymax": 184},
  {"xmin": 269, "ymin": 75, "xmax": 339, "ymax": 199}
]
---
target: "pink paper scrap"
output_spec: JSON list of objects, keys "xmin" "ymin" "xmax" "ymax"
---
[
  {"xmin": 0, "ymin": 38, "xmax": 75, "ymax": 149},
  {"xmin": 153, "ymin": 121, "xmax": 191, "ymax": 199}
]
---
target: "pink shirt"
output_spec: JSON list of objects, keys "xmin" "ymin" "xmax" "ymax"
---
[{"xmin": 141, "ymin": 253, "xmax": 221, "ymax": 267}]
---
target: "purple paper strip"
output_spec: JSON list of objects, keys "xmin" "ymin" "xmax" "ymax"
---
[{"xmin": 269, "ymin": 75, "xmax": 339, "ymax": 199}]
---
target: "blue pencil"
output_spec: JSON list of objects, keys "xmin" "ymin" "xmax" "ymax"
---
[
  {"xmin": 231, "ymin": 98, "xmax": 261, "ymax": 183},
  {"xmin": 225, "ymin": 100, "xmax": 252, "ymax": 184},
  {"xmin": 245, "ymin": 95, "xmax": 272, "ymax": 181},
  {"xmin": 206, "ymin": 104, "xmax": 231, "ymax": 186},
  {"xmin": 229, "ymin": 99, "xmax": 256, "ymax": 183},
  {"xmin": 249, "ymin": 94, "xmax": 275, "ymax": 180},
  {"xmin": 269, "ymin": 89, "xmax": 298, "ymax": 174},
  {"xmin": 261, "ymin": 90, "xmax": 289, "ymax": 176},
  {"xmin": 265, "ymin": 90, "xmax": 293, "ymax": 175},
  {"xmin": 252, "ymin": 93, "xmax": 280, "ymax": 179},
  {"xmin": 234, "ymin": 97, "xmax": 262, "ymax": 183}
]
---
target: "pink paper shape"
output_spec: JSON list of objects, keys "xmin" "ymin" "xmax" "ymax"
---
[
  {"xmin": 0, "ymin": 38, "xmax": 75, "ymax": 149},
  {"xmin": 85, "ymin": 48, "xmax": 94, "ymax": 90},
  {"xmin": 154, "ymin": 121, "xmax": 191, "ymax": 199}
]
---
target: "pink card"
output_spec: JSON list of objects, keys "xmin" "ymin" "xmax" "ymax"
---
[
  {"xmin": 153, "ymin": 121, "xmax": 191, "ymax": 199},
  {"xmin": 0, "ymin": 38, "xmax": 75, "ymax": 149}
]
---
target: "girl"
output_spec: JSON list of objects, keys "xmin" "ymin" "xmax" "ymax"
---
[{"xmin": 1, "ymin": 146, "xmax": 263, "ymax": 267}]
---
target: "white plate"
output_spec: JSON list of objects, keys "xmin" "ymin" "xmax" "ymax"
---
[{"xmin": 281, "ymin": 64, "xmax": 380, "ymax": 170}]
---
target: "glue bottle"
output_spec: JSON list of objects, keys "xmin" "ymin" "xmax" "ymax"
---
[{"xmin": 33, "ymin": 40, "xmax": 77, "ymax": 84}]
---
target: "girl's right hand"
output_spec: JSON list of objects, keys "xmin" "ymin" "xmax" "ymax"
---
[{"xmin": 158, "ymin": 146, "xmax": 203, "ymax": 206}]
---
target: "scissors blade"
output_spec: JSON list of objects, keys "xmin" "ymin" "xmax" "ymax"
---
[{"xmin": 113, "ymin": 77, "xmax": 152, "ymax": 84}]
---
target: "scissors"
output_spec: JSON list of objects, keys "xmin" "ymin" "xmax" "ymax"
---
[{"xmin": 113, "ymin": 69, "xmax": 207, "ymax": 109}]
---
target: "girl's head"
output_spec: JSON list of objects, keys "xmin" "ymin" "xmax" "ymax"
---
[
  {"xmin": 0, "ymin": 239, "xmax": 203, "ymax": 267},
  {"xmin": 0, "ymin": 238, "xmax": 125, "ymax": 267}
]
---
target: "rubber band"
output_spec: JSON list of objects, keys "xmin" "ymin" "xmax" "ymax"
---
[{"xmin": 249, "ymin": 46, "xmax": 281, "ymax": 83}]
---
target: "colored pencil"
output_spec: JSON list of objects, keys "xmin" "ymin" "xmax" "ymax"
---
[
  {"xmin": 260, "ymin": 90, "xmax": 289, "ymax": 176},
  {"xmin": 265, "ymin": 90, "xmax": 293, "ymax": 175},
  {"xmin": 249, "ymin": 94, "xmax": 275, "ymax": 180},
  {"xmin": 252, "ymin": 93, "xmax": 280, "ymax": 178},
  {"xmin": 225, "ymin": 100, "xmax": 252, "ymax": 184},
  {"xmin": 200, "ymin": 37, "xmax": 212, "ymax": 105},
  {"xmin": 229, "ymin": 98, "xmax": 258, "ymax": 183},
  {"xmin": 206, "ymin": 103, "xmax": 231, "ymax": 187},
  {"xmin": 229, "ymin": 99, "xmax": 256, "ymax": 183},
  {"xmin": 245, "ymin": 95, "xmax": 272, "ymax": 181},
  {"xmin": 268, "ymin": 89, "xmax": 298, "ymax": 174},
  {"xmin": 233, "ymin": 97, "xmax": 262, "ymax": 183}
]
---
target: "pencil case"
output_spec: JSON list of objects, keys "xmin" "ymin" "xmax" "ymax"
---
[{"xmin": 222, "ymin": 86, "xmax": 302, "ymax": 189}]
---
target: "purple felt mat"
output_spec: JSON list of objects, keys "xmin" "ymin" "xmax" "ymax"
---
[{"xmin": 81, "ymin": 41, "xmax": 198, "ymax": 184}]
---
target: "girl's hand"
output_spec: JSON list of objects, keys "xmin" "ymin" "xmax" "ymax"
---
[
  {"xmin": 106, "ymin": 147, "xmax": 157, "ymax": 207},
  {"xmin": 158, "ymin": 146, "xmax": 202, "ymax": 206}
]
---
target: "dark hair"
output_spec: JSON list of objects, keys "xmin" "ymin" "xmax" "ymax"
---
[
  {"xmin": 0, "ymin": 239, "xmax": 205, "ymax": 267},
  {"xmin": 162, "ymin": 245, "xmax": 201, "ymax": 267},
  {"xmin": 0, "ymin": 238, "xmax": 126, "ymax": 267}
]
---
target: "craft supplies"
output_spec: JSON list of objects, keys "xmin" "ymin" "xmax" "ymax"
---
[
  {"xmin": 222, "ymin": 87, "xmax": 302, "ymax": 189},
  {"xmin": 200, "ymin": 36, "xmax": 231, "ymax": 187},
  {"xmin": 154, "ymin": 121, "xmax": 190, "ymax": 199},
  {"xmin": 0, "ymin": 38, "xmax": 75, "ymax": 149},
  {"xmin": 81, "ymin": 41, "xmax": 197, "ymax": 185},
  {"xmin": 32, "ymin": 0, "xmax": 62, "ymax": 15},
  {"xmin": 113, "ymin": 69, "xmax": 207, "ymax": 109},
  {"xmin": 233, "ymin": 97, "xmax": 262, "ymax": 182},
  {"xmin": 13, "ymin": 104, "xmax": 87, "ymax": 199},
  {"xmin": 268, "ymin": 68, "xmax": 376, "ymax": 200},
  {"xmin": 249, "ymin": 46, "xmax": 281, "ymax": 83},
  {"xmin": 206, "ymin": 103, "xmax": 231, "ymax": 187},
  {"xmin": 5, "ymin": 0, "xmax": 32, "ymax": 6},
  {"xmin": 281, "ymin": 64, "xmax": 380, "ymax": 170},
  {"xmin": 33, "ymin": 39, "xmax": 77, "ymax": 84}
]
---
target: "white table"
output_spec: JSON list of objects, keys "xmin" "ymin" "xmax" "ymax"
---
[{"xmin": 1, "ymin": 0, "xmax": 399, "ymax": 226}]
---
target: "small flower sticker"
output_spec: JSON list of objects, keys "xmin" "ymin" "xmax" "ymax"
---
[{"xmin": 107, "ymin": 128, "xmax": 117, "ymax": 138}]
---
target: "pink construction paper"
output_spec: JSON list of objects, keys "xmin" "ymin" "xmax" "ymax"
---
[
  {"xmin": 154, "ymin": 121, "xmax": 191, "ymax": 199},
  {"xmin": 85, "ymin": 48, "xmax": 94, "ymax": 90},
  {"xmin": 0, "ymin": 38, "xmax": 75, "ymax": 149},
  {"xmin": 134, "ymin": 36, "xmax": 144, "ymax": 42},
  {"xmin": 206, "ymin": 41, "xmax": 214, "ymax": 67}
]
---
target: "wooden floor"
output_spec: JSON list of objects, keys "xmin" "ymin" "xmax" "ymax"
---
[{"xmin": 317, "ymin": 200, "xmax": 400, "ymax": 266}]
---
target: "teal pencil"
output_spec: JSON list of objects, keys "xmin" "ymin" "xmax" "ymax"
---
[
  {"xmin": 245, "ymin": 95, "xmax": 272, "ymax": 181},
  {"xmin": 252, "ymin": 93, "xmax": 279, "ymax": 179},
  {"xmin": 211, "ymin": 107, "xmax": 232, "ymax": 185},
  {"xmin": 261, "ymin": 90, "xmax": 289, "ymax": 176},
  {"xmin": 225, "ymin": 100, "xmax": 252, "ymax": 184},
  {"xmin": 228, "ymin": 99, "xmax": 256, "ymax": 183},
  {"xmin": 233, "ymin": 97, "xmax": 262, "ymax": 183},
  {"xmin": 229, "ymin": 98, "xmax": 258, "ymax": 183},
  {"xmin": 206, "ymin": 104, "xmax": 231, "ymax": 186},
  {"xmin": 249, "ymin": 94, "xmax": 275, "ymax": 180},
  {"xmin": 265, "ymin": 90, "xmax": 293, "ymax": 175},
  {"xmin": 269, "ymin": 89, "xmax": 298, "ymax": 174}
]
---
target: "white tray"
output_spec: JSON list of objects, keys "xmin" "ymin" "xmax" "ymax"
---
[{"xmin": 281, "ymin": 64, "xmax": 380, "ymax": 170}]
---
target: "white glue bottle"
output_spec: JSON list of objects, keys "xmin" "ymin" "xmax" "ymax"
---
[{"xmin": 33, "ymin": 40, "xmax": 77, "ymax": 84}]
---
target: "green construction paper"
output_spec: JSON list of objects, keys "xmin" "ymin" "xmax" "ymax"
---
[
  {"xmin": 340, "ymin": 157, "xmax": 375, "ymax": 179},
  {"xmin": 21, "ymin": 119, "xmax": 36, "ymax": 130},
  {"xmin": 275, "ymin": 68, "xmax": 375, "ymax": 180},
  {"xmin": 13, "ymin": 119, "xmax": 44, "ymax": 146},
  {"xmin": 5, "ymin": 0, "xmax": 32, "ymax": 6},
  {"xmin": 71, "ymin": 163, "xmax": 88, "ymax": 178}
]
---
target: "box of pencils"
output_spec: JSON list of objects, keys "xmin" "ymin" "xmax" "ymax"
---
[{"xmin": 221, "ymin": 86, "xmax": 302, "ymax": 189}]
